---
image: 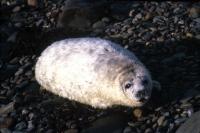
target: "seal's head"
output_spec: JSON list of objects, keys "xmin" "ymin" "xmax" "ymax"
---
[{"xmin": 119, "ymin": 67, "xmax": 152, "ymax": 107}]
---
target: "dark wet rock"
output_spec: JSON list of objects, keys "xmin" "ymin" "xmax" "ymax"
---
[
  {"xmin": 9, "ymin": 57, "xmax": 19, "ymax": 64},
  {"xmin": 0, "ymin": 117, "xmax": 14, "ymax": 129},
  {"xmin": 35, "ymin": 19, "xmax": 43, "ymax": 27},
  {"xmin": 110, "ymin": 1, "xmax": 133, "ymax": 20},
  {"xmin": 27, "ymin": 0, "xmax": 38, "ymax": 7},
  {"xmin": 123, "ymin": 126, "xmax": 132, "ymax": 133},
  {"xmin": 101, "ymin": 17, "xmax": 110, "ymax": 23},
  {"xmin": 7, "ymin": 32, "xmax": 18, "ymax": 43},
  {"xmin": 135, "ymin": 13, "xmax": 143, "ymax": 20},
  {"xmin": 28, "ymin": 112, "xmax": 36, "ymax": 120},
  {"xmin": 14, "ymin": 68, "xmax": 24, "ymax": 76},
  {"xmin": 12, "ymin": 6, "xmax": 21, "ymax": 13},
  {"xmin": 14, "ymin": 22, "xmax": 22, "ymax": 28},
  {"xmin": 183, "ymin": 89, "xmax": 200, "ymax": 99},
  {"xmin": 144, "ymin": 128, "xmax": 153, "ymax": 133},
  {"xmin": 92, "ymin": 21, "xmax": 106, "ymax": 30},
  {"xmin": 195, "ymin": 34, "xmax": 200, "ymax": 39},
  {"xmin": 57, "ymin": 0, "xmax": 109, "ymax": 36},
  {"xmin": 15, "ymin": 80, "xmax": 29, "ymax": 90},
  {"xmin": 64, "ymin": 129, "xmax": 79, "ymax": 133},
  {"xmin": 26, "ymin": 120, "xmax": 35, "ymax": 131},
  {"xmin": 161, "ymin": 52, "xmax": 186, "ymax": 65},
  {"xmin": 81, "ymin": 113, "xmax": 129, "ymax": 133},
  {"xmin": 152, "ymin": 80, "xmax": 161, "ymax": 91},
  {"xmin": 0, "ymin": 102, "xmax": 15, "ymax": 115},
  {"xmin": 0, "ymin": 42, "xmax": 14, "ymax": 62},
  {"xmin": 45, "ymin": 129, "xmax": 55, "ymax": 133},
  {"xmin": 0, "ymin": 64, "xmax": 18, "ymax": 80},
  {"xmin": 21, "ymin": 109, "xmax": 29, "ymax": 115},
  {"xmin": 0, "ymin": 128, "xmax": 12, "ymax": 133},
  {"xmin": 157, "ymin": 116, "xmax": 165, "ymax": 126},
  {"xmin": 189, "ymin": 6, "xmax": 200, "ymax": 18},
  {"xmin": 15, "ymin": 121, "xmax": 27, "ymax": 130},
  {"xmin": 133, "ymin": 108, "xmax": 143, "ymax": 119},
  {"xmin": 0, "ymin": 59, "xmax": 3, "ymax": 69},
  {"xmin": 194, "ymin": 18, "xmax": 200, "ymax": 23}
]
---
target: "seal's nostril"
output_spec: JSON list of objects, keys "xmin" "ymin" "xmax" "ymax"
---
[
  {"xmin": 136, "ymin": 90, "xmax": 149, "ymax": 103},
  {"xmin": 139, "ymin": 97, "xmax": 147, "ymax": 102},
  {"xmin": 136, "ymin": 90, "xmax": 146, "ymax": 98}
]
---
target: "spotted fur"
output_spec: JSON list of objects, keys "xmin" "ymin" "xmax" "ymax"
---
[{"xmin": 35, "ymin": 37, "xmax": 152, "ymax": 108}]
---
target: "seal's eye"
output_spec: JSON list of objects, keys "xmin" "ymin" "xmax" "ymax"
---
[{"xmin": 124, "ymin": 83, "xmax": 132, "ymax": 90}]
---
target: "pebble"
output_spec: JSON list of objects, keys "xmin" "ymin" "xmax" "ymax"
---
[
  {"xmin": 157, "ymin": 116, "xmax": 165, "ymax": 126},
  {"xmin": 27, "ymin": 120, "xmax": 35, "ymax": 131},
  {"xmin": 0, "ymin": 128, "xmax": 12, "ymax": 133},
  {"xmin": 195, "ymin": 34, "xmax": 200, "ymax": 39},
  {"xmin": 7, "ymin": 32, "xmax": 18, "ymax": 43},
  {"xmin": 36, "ymin": 19, "xmax": 43, "ymax": 27},
  {"xmin": 163, "ymin": 112, "xmax": 170, "ymax": 117},
  {"xmin": 46, "ymin": 129, "xmax": 54, "ymax": 133},
  {"xmin": 88, "ymin": 116, "xmax": 96, "ymax": 122},
  {"xmin": 14, "ymin": 68, "xmax": 24, "ymax": 76},
  {"xmin": 12, "ymin": 6, "xmax": 21, "ymax": 13},
  {"xmin": 187, "ymin": 108, "xmax": 193, "ymax": 117},
  {"xmin": 189, "ymin": 7, "xmax": 200, "ymax": 18},
  {"xmin": 123, "ymin": 126, "xmax": 132, "ymax": 133},
  {"xmin": 180, "ymin": 97, "xmax": 192, "ymax": 104},
  {"xmin": 17, "ymin": 81, "xmax": 29, "ymax": 89},
  {"xmin": 162, "ymin": 119, "xmax": 169, "ymax": 127},
  {"xmin": 180, "ymin": 103, "xmax": 192, "ymax": 109},
  {"xmin": 133, "ymin": 108, "xmax": 143, "ymax": 119},
  {"xmin": 135, "ymin": 13, "xmax": 142, "ymax": 20},
  {"xmin": 27, "ymin": 0, "xmax": 38, "ymax": 7},
  {"xmin": 64, "ymin": 129, "xmax": 78, "ymax": 133},
  {"xmin": 144, "ymin": 128, "xmax": 153, "ymax": 133},
  {"xmin": 0, "ymin": 102, "xmax": 14, "ymax": 115},
  {"xmin": 128, "ymin": 121, "xmax": 141, "ymax": 127},
  {"xmin": 186, "ymin": 32, "xmax": 193, "ymax": 37},
  {"xmin": 101, "ymin": 17, "xmax": 110, "ymax": 23},
  {"xmin": 9, "ymin": 57, "xmax": 19, "ymax": 64},
  {"xmin": 28, "ymin": 113, "xmax": 35, "ymax": 120},
  {"xmin": 92, "ymin": 21, "xmax": 106, "ymax": 29},
  {"xmin": 144, "ymin": 13, "xmax": 152, "ymax": 21},
  {"xmin": 14, "ymin": 22, "xmax": 22, "ymax": 28},
  {"xmin": 21, "ymin": 109, "xmax": 29, "ymax": 115},
  {"xmin": 0, "ymin": 117, "xmax": 14, "ymax": 129},
  {"xmin": 194, "ymin": 18, "xmax": 200, "ymax": 23},
  {"xmin": 15, "ymin": 121, "xmax": 27, "ymax": 130}
]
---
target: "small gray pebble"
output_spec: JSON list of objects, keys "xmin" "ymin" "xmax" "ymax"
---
[
  {"xmin": 123, "ymin": 126, "xmax": 132, "ymax": 133},
  {"xmin": 0, "ymin": 128, "xmax": 11, "ymax": 133},
  {"xmin": 15, "ymin": 121, "xmax": 27, "ymax": 130},
  {"xmin": 157, "ymin": 116, "xmax": 165, "ymax": 126},
  {"xmin": 144, "ymin": 128, "xmax": 153, "ymax": 133}
]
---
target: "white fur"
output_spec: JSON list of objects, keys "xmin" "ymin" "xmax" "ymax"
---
[{"xmin": 35, "ymin": 37, "xmax": 152, "ymax": 108}]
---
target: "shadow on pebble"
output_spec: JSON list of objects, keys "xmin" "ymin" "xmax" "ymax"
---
[{"xmin": 81, "ymin": 113, "xmax": 130, "ymax": 133}]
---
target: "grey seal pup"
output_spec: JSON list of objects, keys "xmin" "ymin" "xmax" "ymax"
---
[{"xmin": 35, "ymin": 37, "xmax": 152, "ymax": 108}]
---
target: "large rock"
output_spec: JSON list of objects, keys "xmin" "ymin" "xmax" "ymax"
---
[
  {"xmin": 81, "ymin": 113, "xmax": 129, "ymax": 133},
  {"xmin": 176, "ymin": 111, "xmax": 200, "ymax": 133},
  {"xmin": 57, "ymin": 0, "xmax": 109, "ymax": 36}
]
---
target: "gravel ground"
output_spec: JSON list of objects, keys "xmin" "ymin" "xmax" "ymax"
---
[{"xmin": 0, "ymin": 1, "xmax": 200, "ymax": 133}]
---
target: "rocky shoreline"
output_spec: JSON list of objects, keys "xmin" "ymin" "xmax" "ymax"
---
[{"xmin": 0, "ymin": 1, "xmax": 200, "ymax": 133}]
